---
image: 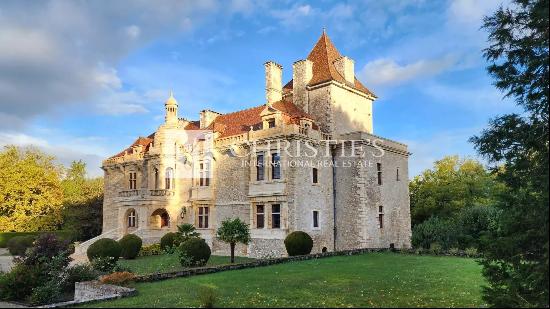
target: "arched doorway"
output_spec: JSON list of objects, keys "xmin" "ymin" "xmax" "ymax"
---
[{"xmin": 150, "ymin": 208, "xmax": 170, "ymax": 229}]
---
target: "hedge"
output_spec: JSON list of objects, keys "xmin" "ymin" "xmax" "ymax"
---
[{"xmin": 0, "ymin": 231, "xmax": 74, "ymax": 248}]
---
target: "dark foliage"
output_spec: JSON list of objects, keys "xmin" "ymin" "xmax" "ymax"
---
[
  {"xmin": 472, "ymin": 0, "xmax": 549, "ymax": 306},
  {"xmin": 6, "ymin": 235, "xmax": 35, "ymax": 256},
  {"xmin": 118, "ymin": 234, "xmax": 143, "ymax": 260},
  {"xmin": 160, "ymin": 232, "xmax": 181, "ymax": 251},
  {"xmin": 178, "ymin": 238, "xmax": 211, "ymax": 267},
  {"xmin": 87, "ymin": 238, "xmax": 122, "ymax": 262},
  {"xmin": 284, "ymin": 231, "xmax": 313, "ymax": 256}
]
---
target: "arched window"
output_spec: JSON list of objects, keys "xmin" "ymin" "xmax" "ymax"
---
[
  {"xmin": 128, "ymin": 209, "xmax": 137, "ymax": 228},
  {"xmin": 165, "ymin": 167, "xmax": 174, "ymax": 190}
]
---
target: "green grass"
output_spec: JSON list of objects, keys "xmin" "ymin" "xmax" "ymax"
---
[
  {"xmin": 84, "ymin": 253, "xmax": 487, "ymax": 308},
  {"xmin": 119, "ymin": 254, "xmax": 255, "ymax": 275}
]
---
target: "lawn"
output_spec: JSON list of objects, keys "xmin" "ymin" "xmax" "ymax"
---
[
  {"xmin": 119, "ymin": 254, "xmax": 255, "ymax": 275},
  {"xmin": 85, "ymin": 252, "xmax": 487, "ymax": 308}
]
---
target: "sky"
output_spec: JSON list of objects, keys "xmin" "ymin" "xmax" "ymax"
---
[{"xmin": 0, "ymin": 0, "xmax": 517, "ymax": 177}]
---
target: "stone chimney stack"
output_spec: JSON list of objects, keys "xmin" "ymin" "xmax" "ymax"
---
[
  {"xmin": 334, "ymin": 56, "xmax": 355, "ymax": 84},
  {"xmin": 200, "ymin": 109, "xmax": 221, "ymax": 129},
  {"xmin": 292, "ymin": 59, "xmax": 313, "ymax": 113},
  {"xmin": 264, "ymin": 61, "xmax": 283, "ymax": 105}
]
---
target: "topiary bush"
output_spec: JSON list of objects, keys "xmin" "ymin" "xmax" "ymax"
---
[
  {"xmin": 178, "ymin": 238, "xmax": 211, "ymax": 267},
  {"xmin": 160, "ymin": 232, "xmax": 181, "ymax": 252},
  {"xmin": 118, "ymin": 234, "xmax": 142, "ymax": 259},
  {"xmin": 87, "ymin": 238, "xmax": 122, "ymax": 262},
  {"xmin": 6, "ymin": 235, "xmax": 35, "ymax": 256},
  {"xmin": 284, "ymin": 231, "xmax": 313, "ymax": 256}
]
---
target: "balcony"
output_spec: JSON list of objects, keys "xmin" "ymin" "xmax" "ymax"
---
[
  {"xmin": 190, "ymin": 186, "xmax": 213, "ymax": 201},
  {"xmin": 118, "ymin": 190, "xmax": 141, "ymax": 198},
  {"xmin": 149, "ymin": 189, "xmax": 175, "ymax": 197},
  {"xmin": 117, "ymin": 189, "xmax": 175, "ymax": 201}
]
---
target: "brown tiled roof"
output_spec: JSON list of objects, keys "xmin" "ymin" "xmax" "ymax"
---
[
  {"xmin": 184, "ymin": 121, "xmax": 201, "ymax": 130},
  {"xmin": 110, "ymin": 135, "xmax": 154, "ymax": 158},
  {"xmin": 207, "ymin": 100, "xmax": 314, "ymax": 138},
  {"xmin": 284, "ymin": 32, "xmax": 376, "ymax": 98}
]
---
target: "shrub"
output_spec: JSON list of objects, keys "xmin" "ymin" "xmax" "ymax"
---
[
  {"xmin": 139, "ymin": 243, "xmax": 163, "ymax": 257},
  {"xmin": 0, "ymin": 231, "xmax": 74, "ymax": 248},
  {"xmin": 29, "ymin": 280, "xmax": 63, "ymax": 305},
  {"xmin": 429, "ymin": 243, "xmax": 443, "ymax": 255},
  {"xmin": 6, "ymin": 235, "xmax": 35, "ymax": 256},
  {"xmin": 177, "ymin": 223, "xmax": 200, "ymax": 243},
  {"xmin": 90, "ymin": 256, "xmax": 117, "ymax": 273},
  {"xmin": 197, "ymin": 286, "xmax": 218, "ymax": 308},
  {"xmin": 0, "ymin": 263, "xmax": 42, "ymax": 301},
  {"xmin": 412, "ymin": 216, "xmax": 458, "ymax": 250},
  {"xmin": 284, "ymin": 231, "xmax": 313, "ymax": 256},
  {"xmin": 465, "ymin": 247, "xmax": 478, "ymax": 257},
  {"xmin": 24, "ymin": 234, "xmax": 71, "ymax": 267},
  {"xmin": 62, "ymin": 264, "xmax": 98, "ymax": 291},
  {"xmin": 448, "ymin": 247, "xmax": 460, "ymax": 256},
  {"xmin": 178, "ymin": 238, "xmax": 211, "ymax": 267},
  {"xmin": 118, "ymin": 234, "xmax": 142, "ymax": 259},
  {"xmin": 160, "ymin": 232, "xmax": 181, "ymax": 252},
  {"xmin": 100, "ymin": 272, "xmax": 136, "ymax": 286},
  {"xmin": 87, "ymin": 238, "xmax": 122, "ymax": 262}
]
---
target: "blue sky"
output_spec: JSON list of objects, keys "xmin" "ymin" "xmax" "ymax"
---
[{"xmin": 0, "ymin": 0, "xmax": 517, "ymax": 177}]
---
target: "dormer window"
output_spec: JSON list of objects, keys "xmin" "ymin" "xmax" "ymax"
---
[{"xmin": 268, "ymin": 118, "xmax": 276, "ymax": 128}]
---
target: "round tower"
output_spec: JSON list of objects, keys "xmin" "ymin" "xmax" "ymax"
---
[{"xmin": 165, "ymin": 91, "xmax": 178, "ymax": 125}]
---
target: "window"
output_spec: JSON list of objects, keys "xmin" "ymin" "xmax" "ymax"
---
[
  {"xmin": 377, "ymin": 163, "xmax": 383, "ymax": 185},
  {"xmin": 313, "ymin": 210, "xmax": 319, "ymax": 228},
  {"xmin": 312, "ymin": 168, "xmax": 318, "ymax": 184},
  {"xmin": 271, "ymin": 204, "xmax": 281, "ymax": 229},
  {"xmin": 268, "ymin": 118, "xmax": 276, "ymax": 128},
  {"xmin": 129, "ymin": 172, "xmax": 137, "ymax": 189},
  {"xmin": 396, "ymin": 167, "xmax": 400, "ymax": 181},
  {"xmin": 256, "ymin": 205, "xmax": 265, "ymax": 229},
  {"xmin": 154, "ymin": 168, "xmax": 159, "ymax": 189},
  {"xmin": 165, "ymin": 167, "xmax": 174, "ymax": 189},
  {"xmin": 256, "ymin": 152, "xmax": 265, "ymax": 181},
  {"xmin": 127, "ymin": 210, "xmax": 136, "ymax": 228},
  {"xmin": 378, "ymin": 206, "xmax": 384, "ymax": 229},
  {"xmin": 199, "ymin": 162, "xmax": 210, "ymax": 187},
  {"xmin": 198, "ymin": 206, "xmax": 209, "ymax": 229},
  {"xmin": 271, "ymin": 153, "xmax": 281, "ymax": 180}
]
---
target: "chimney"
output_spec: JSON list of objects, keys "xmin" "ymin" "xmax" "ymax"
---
[
  {"xmin": 264, "ymin": 61, "xmax": 283, "ymax": 105},
  {"xmin": 292, "ymin": 59, "xmax": 313, "ymax": 113},
  {"xmin": 200, "ymin": 109, "xmax": 221, "ymax": 129},
  {"xmin": 334, "ymin": 56, "xmax": 355, "ymax": 84}
]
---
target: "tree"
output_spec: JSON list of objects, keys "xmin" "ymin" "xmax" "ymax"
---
[
  {"xmin": 61, "ymin": 161, "xmax": 103, "ymax": 241},
  {"xmin": 0, "ymin": 146, "xmax": 64, "ymax": 232},
  {"xmin": 471, "ymin": 0, "xmax": 549, "ymax": 306},
  {"xmin": 410, "ymin": 156, "xmax": 503, "ymax": 226},
  {"xmin": 216, "ymin": 218, "xmax": 251, "ymax": 263}
]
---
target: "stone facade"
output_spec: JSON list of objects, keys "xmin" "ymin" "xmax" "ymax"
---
[{"xmin": 90, "ymin": 31, "xmax": 411, "ymax": 259}]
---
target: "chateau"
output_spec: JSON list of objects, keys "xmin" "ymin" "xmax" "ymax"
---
[{"xmin": 90, "ymin": 32, "xmax": 411, "ymax": 258}]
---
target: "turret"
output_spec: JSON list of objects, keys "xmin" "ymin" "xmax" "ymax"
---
[{"xmin": 165, "ymin": 91, "xmax": 178, "ymax": 125}]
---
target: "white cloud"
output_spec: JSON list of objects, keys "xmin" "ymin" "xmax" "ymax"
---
[
  {"xmin": 271, "ymin": 4, "xmax": 315, "ymax": 27},
  {"xmin": 0, "ymin": 131, "xmax": 108, "ymax": 177},
  {"xmin": 0, "ymin": 0, "xmax": 226, "ymax": 128},
  {"xmin": 359, "ymin": 55, "xmax": 457, "ymax": 86},
  {"xmin": 421, "ymin": 82, "xmax": 516, "ymax": 112},
  {"xmin": 447, "ymin": 0, "xmax": 506, "ymax": 26}
]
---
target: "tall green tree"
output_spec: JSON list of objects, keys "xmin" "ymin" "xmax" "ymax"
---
[
  {"xmin": 0, "ymin": 146, "xmax": 64, "ymax": 232},
  {"xmin": 410, "ymin": 156, "xmax": 503, "ymax": 226},
  {"xmin": 61, "ymin": 161, "xmax": 103, "ymax": 241},
  {"xmin": 471, "ymin": 0, "xmax": 549, "ymax": 306},
  {"xmin": 216, "ymin": 218, "xmax": 251, "ymax": 263}
]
